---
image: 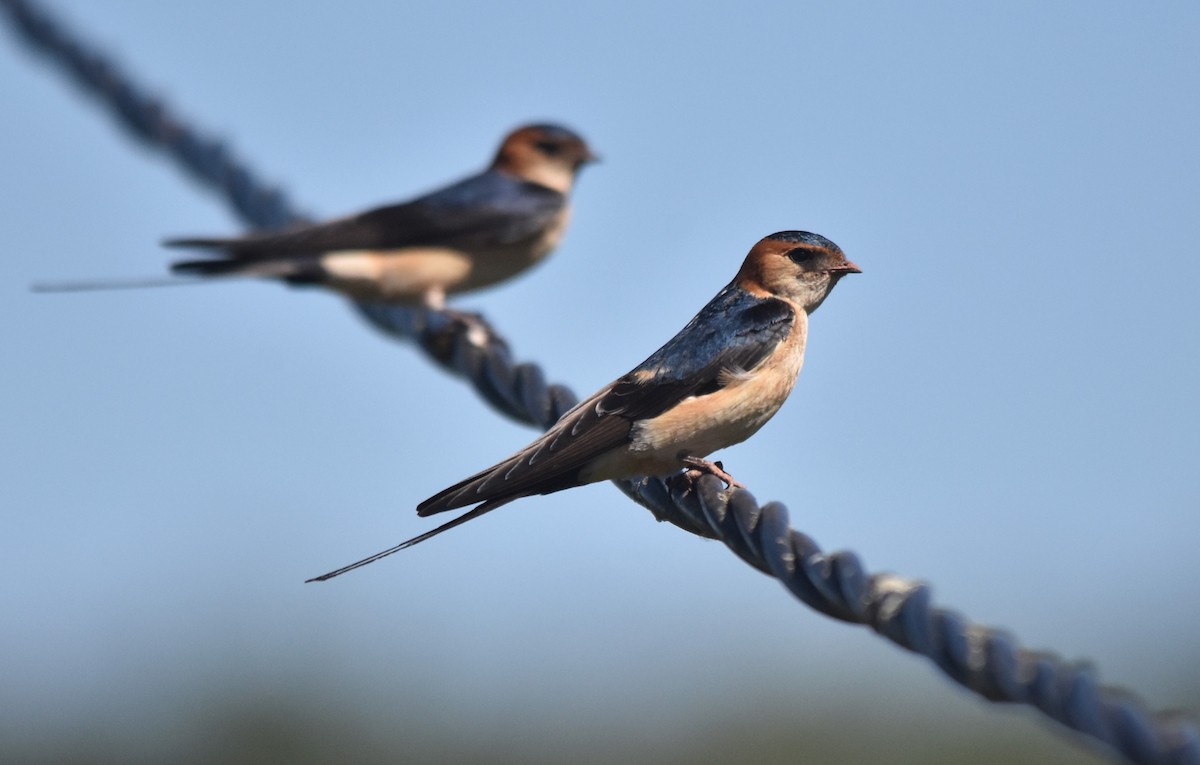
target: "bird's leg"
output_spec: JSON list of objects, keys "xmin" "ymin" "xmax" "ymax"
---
[
  {"xmin": 421, "ymin": 288, "xmax": 499, "ymax": 349},
  {"xmin": 439, "ymin": 308, "xmax": 495, "ymax": 348},
  {"xmin": 678, "ymin": 455, "xmax": 746, "ymax": 489},
  {"xmin": 422, "ymin": 286, "xmax": 448, "ymax": 311}
]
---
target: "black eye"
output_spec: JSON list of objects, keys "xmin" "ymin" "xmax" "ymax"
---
[
  {"xmin": 534, "ymin": 140, "xmax": 564, "ymax": 156},
  {"xmin": 787, "ymin": 247, "xmax": 819, "ymax": 264}
]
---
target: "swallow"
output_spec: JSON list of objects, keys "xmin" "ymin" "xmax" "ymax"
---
[
  {"xmin": 35, "ymin": 124, "xmax": 597, "ymax": 307},
  {"xmin": 309, "ymin": 230, "xmax": 860, "ymax": 581}
]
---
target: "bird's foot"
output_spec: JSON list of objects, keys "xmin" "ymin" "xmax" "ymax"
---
[
  {"xmin": 679, "ymin": 456, "xmax": 746, "ymax": 489},
  {"xmin": 440, "ymin": 307, "xmax": 499, "ymax": 348},
  {"xmin": 423, "ymin": 305, "xmax": 504, "ymax": 349}
]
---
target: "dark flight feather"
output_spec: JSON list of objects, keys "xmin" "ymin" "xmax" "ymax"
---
[
  {"xmin": 167, "ymin": 171, "xmax": 566, "ymax": 274},
  {"xmin": 417, "ymin": 285, "xmax": 795, "ymax": 516}
]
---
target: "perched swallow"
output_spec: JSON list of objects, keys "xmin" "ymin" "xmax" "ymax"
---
[
  {"xmin": 309, "ymin": 230, "xmax": 860, "ymax": 581},
  {"xmin": 36, "ymin": 124, "xmax": 597, "ymax": 306}
]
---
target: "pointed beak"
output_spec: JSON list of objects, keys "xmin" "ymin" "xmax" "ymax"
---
[
  {"xmin": 829, "ymin": 260, "xmax": 862, "ymax": 274},
  {"xmin": 573, "ymin": 149, "xmax": 600, "ymax": 172}
]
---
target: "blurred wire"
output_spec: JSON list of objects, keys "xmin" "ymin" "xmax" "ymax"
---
[{"xmin": 3, "ymin": 1, "xmax": 1197, "ymax": 763}]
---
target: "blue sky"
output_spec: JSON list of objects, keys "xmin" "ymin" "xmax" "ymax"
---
[{"xmin": 2, "ymin": 1, "xmax": 1198, "ymax": 761}]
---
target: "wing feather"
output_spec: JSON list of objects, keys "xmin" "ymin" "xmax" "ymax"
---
[
  {"xmin": 418, "ymin": 387, "xmax": 631, "ymax": 515},
  {"xmin": 166, "ymin": 171, "xmax": 565, "ymax": 259},
  {"xmin": 418, "ymin": 285, "xmax": 795, "ymax": 516},
  {"xmin": 600, "ymin": 286, "xmax": 794, "ymax": 420}
]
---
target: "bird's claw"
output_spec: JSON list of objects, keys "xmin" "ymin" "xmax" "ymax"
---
[{"xmin": 679, "ymin": 457, "xmax": 745, "ymax": 490}]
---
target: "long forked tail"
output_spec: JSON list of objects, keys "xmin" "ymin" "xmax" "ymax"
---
[
  {"xmin": 169, "ymin": 257, "xmax": 304, "ymax": 279},
  {"xmin": 31, "ymin": 275, "xmax": 219, "ymax": 292},
  {"xmin": 163, "ymin": 236, "xmax": 245, "ymax": 250},
  {"xmin": 33, "ymin": 259, "xmax": 317, "ymax": 293},
  {"xmin": 166, "ymin": 234, "xmax": 318, "ymax": 279},
  {"xmin": 305, "ymin": 498, "xmax": 516, "ymax": 583}
]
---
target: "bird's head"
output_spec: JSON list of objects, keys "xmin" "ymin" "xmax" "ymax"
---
[
  {"xmin": 737, "ymin": 231, "xmax": 861, "ymax": 313},
  {"xmin": 492, "ymin": 123, "xmax": 599, "ymax": 193}
]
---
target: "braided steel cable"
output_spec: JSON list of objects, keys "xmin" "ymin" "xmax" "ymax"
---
[
  {"xmin": 2, "ymin": 0, "xmax": 304, "ymax": 230},
  {"xmin": 4, "ymin": 1, "xmax": 1197, "ymax": 762}
]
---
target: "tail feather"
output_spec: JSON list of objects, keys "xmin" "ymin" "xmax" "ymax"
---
[
  {"xmin": 33, "ymin": 259, "xmax": 320, "ymax": 291},
  {"xmin": 169, "ymin": 256, "xmax": 315, "ymax": 280},
  {"xmin": 162, "ymin": 236, "xmax": 243, "ymax": 250},
  {"xmin": 31, "ymin": 275, "xmax": 210, "ymax": 293},
  {"xmin": 305, "ymin": 497, "xmax": 518, "ymax": 582},
  {"xmin": 416, "ymin": 470, "xmax": 496, "ymax": 517},
  {"xmin": 169, "ymin": 257, "xmax": 248, "ymax": 277},
  {"xmin": 417, "ymin": 462, "xmax": 584, "ymax": 517},
  {"xmin": 163, "ymin": 233, "xmax": 326, "ymax": 283}
]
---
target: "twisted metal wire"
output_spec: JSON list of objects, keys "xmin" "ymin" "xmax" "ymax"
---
[{"xmin": 5, "ymin": 1, "xmax": 1197, "ymax": 762}]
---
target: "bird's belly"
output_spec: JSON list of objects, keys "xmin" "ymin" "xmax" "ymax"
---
[
  {"xmin": 453, "ymin": 210, "xmax": 571, "ymax": 293},
  {"xmin": 637, "ymin": 379, "xmax": 792, "ymax": 461},
  {"xmin": 319, "ymin": 208, "xmax": 570, "ymax": 302},
  {"xmin": 454, "ymin": 241, "xmax": 545, "ymax": 292},
  {"xmin": 320, "ymin": 248, "xmax": 472, "ymax": 302},
  {"xmin": 585, "ymin": 357, "xmax": 805, "ymax": 482}
]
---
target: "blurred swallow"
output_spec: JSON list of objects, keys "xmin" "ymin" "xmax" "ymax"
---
[
  {"xmin": 310, "ymin": 230, "xmax": 860, "ymax": 581},
  {"xmin": 36, "ymin": 124, "xmax": 597, "ymax": 307}
]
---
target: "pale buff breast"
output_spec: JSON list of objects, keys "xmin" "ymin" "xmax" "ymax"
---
[
  {"xmin": 582, "ymin": 312, "xmax": 809, "ymax": 482},
  {"xmin": 455, "ymin": 206, "xmax": 571, "ymax": 293},
  {"xmin": 317, "ymin": 206, "xmax": 571, "ymax": 302},
  {"xmin": 319, "ymin": 248, "xmax": 472, "ymax": 302}
]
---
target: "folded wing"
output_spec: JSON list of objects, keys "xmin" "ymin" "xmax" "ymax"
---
[
  {"xmin": 418, "ymin": 285, "xmax": 795, "ymax": 515},
  {"xmin": 166, "ymin": 172, "xmax": 566, "ymax": 274}
]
